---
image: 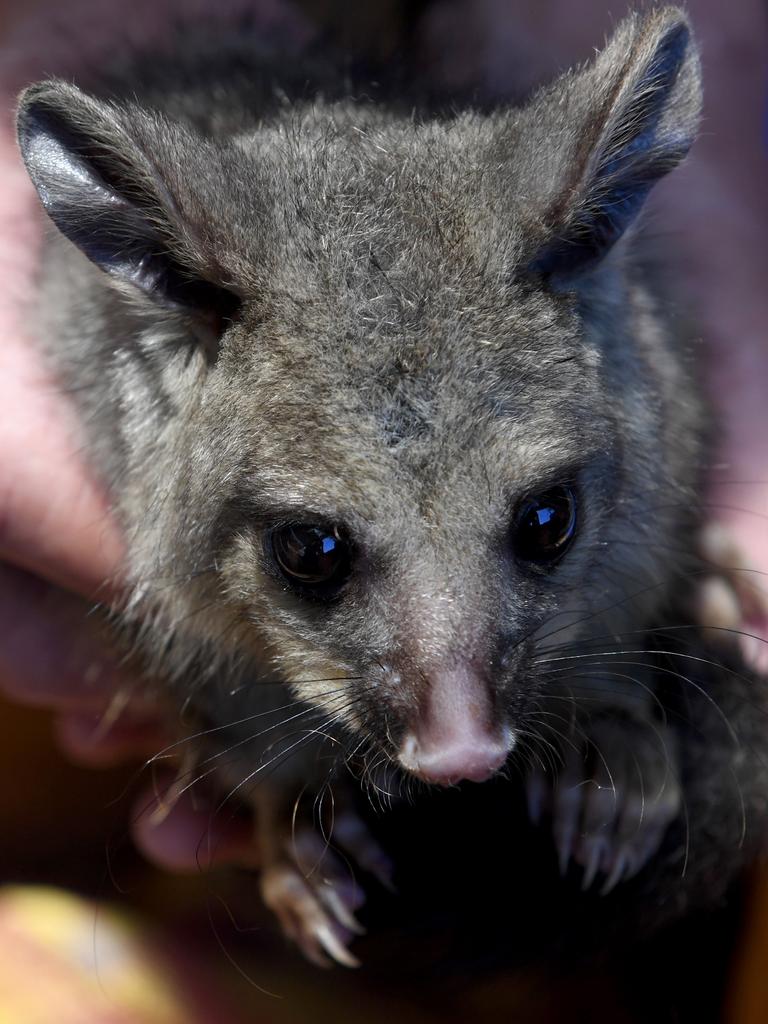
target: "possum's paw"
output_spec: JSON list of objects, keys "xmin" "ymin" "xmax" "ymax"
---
[
  {"xmin": 259, "ymin": 808, "xmax": 394, "ymax": 968},
  {"xmin": 696, "ymin": 523, "xmax": 768, "ymax": 674},
  {"xmin": 527, "ymin": 714, "xmax": 681, "ymax": 894}
]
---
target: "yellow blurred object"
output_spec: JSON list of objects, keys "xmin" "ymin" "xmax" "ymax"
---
[{"xmin": 0, "ymin": 886, "xmax": 241, "ymax": 1024}]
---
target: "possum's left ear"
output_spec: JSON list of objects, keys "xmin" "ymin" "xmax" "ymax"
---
[
  {"xmin": 523, "ymin": 6, "xmax": 701, "ymax": 278},
  {"xmin": 16, "ymin": 80, "xmax": 241, "ymax": 325}
]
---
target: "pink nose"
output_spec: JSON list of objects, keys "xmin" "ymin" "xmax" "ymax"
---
[{"xmin": 398, "ymin": 727, "xmax": 514, "ymax": 785}]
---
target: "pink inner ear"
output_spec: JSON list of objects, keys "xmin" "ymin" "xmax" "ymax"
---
[{"xmin": 397, "ymin": 663, "xmax": 515, "ymax": 785}]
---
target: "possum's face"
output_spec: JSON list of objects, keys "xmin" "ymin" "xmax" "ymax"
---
[
  {"xmin": 209, "ymin": 279, "xmax": 626, "ymax": 784},
  {"xmin": 237, "ymin": 340, "xmax": 623, "ymax": 779},
  {"xmin": 18, "ymin": 11, "xmax": 700, "ymax": 783}
]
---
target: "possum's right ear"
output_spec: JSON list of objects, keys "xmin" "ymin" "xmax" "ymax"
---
[
  {"xmin": 522, "ymin": 7, "xmax": 702, "ymax": 280},
  {"xmin": 16, "ymin": 80, "xmax": 240, "ymax": 323}
]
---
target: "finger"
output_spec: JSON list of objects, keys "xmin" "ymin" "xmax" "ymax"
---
[
  {"xmin": 0, "ymin": 562, "xmax": 138, "ymax": 708},
  {"xmin": 131, "ymin": 778, "xmax": 256, "ymax": 873},
  {"xmin": 0, "ymin": 249, "xmax": 125, "ymax": 598},
  {"xmin": 53, "ymin": 710, "xmax": 172, "ymax": 768},
  {"xmin": 0, "ymin": 0, "xmax": 312, "ymax": 594},
  {"xmin": 0, "ymin": 0, "xmax": 317, "ymax": 603}
]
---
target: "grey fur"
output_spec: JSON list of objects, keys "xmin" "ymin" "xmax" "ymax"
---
[{"xmin": 18, "ymin": 7, "xmax": 749, "ymax": 964}]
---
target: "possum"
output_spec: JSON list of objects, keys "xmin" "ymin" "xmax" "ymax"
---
[{"xmin": 15, "ymin": 5, "xmax": 768, "ymax": 968}]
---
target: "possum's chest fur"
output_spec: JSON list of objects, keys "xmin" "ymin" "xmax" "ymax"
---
[{"xmin": 17, "ymin": 7, "xmax": 768, "ymax": 969}]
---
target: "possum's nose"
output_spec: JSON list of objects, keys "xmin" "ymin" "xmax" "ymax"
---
[
  {"xmin": 396, "ymin": 663, "xmax": 515, "ymax": 785},
  {"xmin": 398, "ymin": 728, "xmax": 514, "ymax": 784}
]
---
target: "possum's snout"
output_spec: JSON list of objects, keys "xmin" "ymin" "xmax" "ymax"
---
[
  {"xmin": 395, "ymin": 661, "xmax": 515, "ymax": 785},
  {"xmin": 397, "ymin": 728, "xmax": 513, "ymax": 785}
]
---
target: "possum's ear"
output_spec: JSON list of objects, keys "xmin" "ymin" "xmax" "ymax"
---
[
  {"xmin": 16, "ymin": 80, "xmax": 240, "ymax": 322},
  {"xmin": 524, "ymin": 7, "xmax": 701, "ymax": 279}
]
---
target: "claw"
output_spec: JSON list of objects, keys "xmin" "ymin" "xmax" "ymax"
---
[
  {"xmin": 536, "ymin": 711, "xmax": 681, "ymax": 898},
  {"xmin": 261, "ymin": 862, "xmax": 361, "ymax": 968},
  {"xmin": 627, "ymin": 823, "xmax": 666, "ymax": 879},
  {"xmin": 580, "ymin": 837, "xmax": 605, "ymax": 891},
  {"xmin": 557, "ymin": 833, "xmax": 573, "ymax": 877},
  {"xmin": 354, "ymin": 848, "xmax": 396, "ymax": 893},
  {"xmin": 600, "ymin": 848, "xmax": 630, "ymax": 895},
  {"xmin": 315, "ymin": 923, "xmax": 360, "ymax": 968},
  {"xmin": 556, "ymin": 819, "xmax": 575, "ymax": 877},
  {"xmin": 333, "ymin": 812, "xmax": 396, "ymax": 892},
  {"xmin": 623, "ymin": 854, "xmax": 645, "ymax": 882},
  {"xmin": 526, "ymin": 771, "xmax": 547, "ymax": 825},
  {"xmin": 371, "ymin": 864, "xmax": 398, "ymax": 894},
  {"xmin": 297, "ymin": 935, "xmax": 333, "ymax": 970},
  {"xmin": 319, "ymin": 882, "xmax": 366, "ymax": 935},
  {"xmin": 554, "ymin": 783, "xmax": 581, "ymax": 876}
]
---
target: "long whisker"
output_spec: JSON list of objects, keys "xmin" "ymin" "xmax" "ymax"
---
[
  {"xmin": 539, "ymin": 652, "xmax": 742, "ymax": 744},
  {"xmin": 143, "ymin": 679, "xmax": 372, "ymax": 767}
]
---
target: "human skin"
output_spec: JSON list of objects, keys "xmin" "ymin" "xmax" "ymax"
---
[
  {"xmin": 0, "ymin": 0, "xmax": 766, "ymax": 869},
  {"xmin": 0, "ymin": 0, "xmax": 314, "ymax": 869}
]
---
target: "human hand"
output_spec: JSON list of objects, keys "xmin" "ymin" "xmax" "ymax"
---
[{"xmin": 0, "ymin": 0, "xmax": 314, "ymax": 874}]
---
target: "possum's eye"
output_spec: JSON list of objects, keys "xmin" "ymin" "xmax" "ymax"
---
[
  {"xmin": 269, "ymin": 523, "xmax": 353, "ymax": 595},
  {"xmin": 512, "ymin": 486, "xmax": 577, "ymax": 566}
]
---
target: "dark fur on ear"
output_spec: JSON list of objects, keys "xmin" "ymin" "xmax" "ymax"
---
[
  {"xmin": 524, "ymin": 7, "xmax": 701, "ymax": 277},
  {"xmin": 17, "ymin": 81, "xmax": 240, "ymax": 322}
]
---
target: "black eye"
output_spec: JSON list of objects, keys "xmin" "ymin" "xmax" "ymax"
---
[
  {"xmin": 512, "ymin": 485, "xmax": 578, "ymax": 565},
  {"xmin": 269, "ymin": 522, "xmax": 352, "ymax": 594}
]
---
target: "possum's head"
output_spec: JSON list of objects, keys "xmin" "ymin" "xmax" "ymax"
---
[{"xmin": 18, "ymin": 9, "xmax": 701, "ymax": 784}]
